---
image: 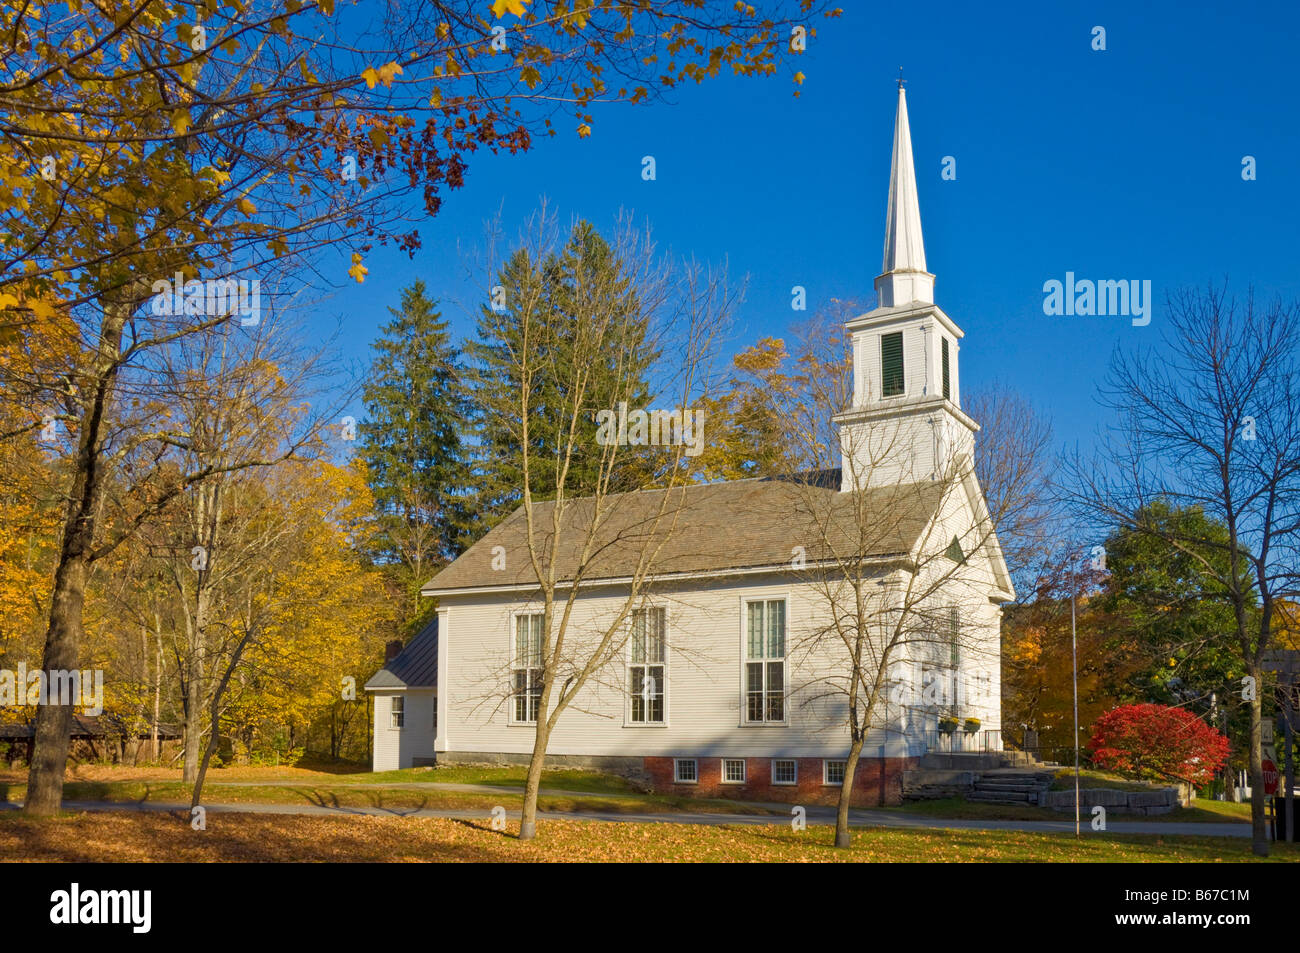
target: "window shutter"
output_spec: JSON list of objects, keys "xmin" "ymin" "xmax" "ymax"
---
[
  {"xmin": 881, "ymin": 332, "xmax": 904, "ymax": 397},
  {"xmin": 941, "ymin": 337, "xmax": 951, "ymax": 400}
]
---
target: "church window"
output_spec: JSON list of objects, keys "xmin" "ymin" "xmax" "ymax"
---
[
  {"xmin": 629, "ymin": 607, "xmax": 666, "ymax": 724},
  {"xmin": 745, "ymin": 599, "xmax": 786, "ymax": 723},
  {"xmin": 512, "ymin": 612, "xmax": 544, "ymax": 723}
]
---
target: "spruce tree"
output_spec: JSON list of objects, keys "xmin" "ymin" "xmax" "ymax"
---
[
  {"xmin": 359, "ymin": 280, "xmax": 471, "ymax": 626},
  {"xmin": 466, "ymin": 221, "xmax": 657, "ymax": 530}
]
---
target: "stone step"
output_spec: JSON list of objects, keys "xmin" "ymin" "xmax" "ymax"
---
[
  {"xmin": 906, "ymin": 788, "xmax": 971, "ymax": 800},
  {"xmin": 919, "ymin": 752, "xmax": 1008, "ymax": 770},
  {"xmin": 902, "ymin": 769, "xmax": 976, "ymax": 787},
  {"xmin": 978, "ymin": 772, "xmax": 1054, "ymax": 783},
  {"xmin": 967, "ymin": 791, "xmax": 1034, "ymax": 803},
  {"xmin": 974, "ymin": 782, "xmax": 1044, "ymax": 793},
  {"xmin": 919, "ymin": 751, "xmax": 1048, "ymax": 772}
]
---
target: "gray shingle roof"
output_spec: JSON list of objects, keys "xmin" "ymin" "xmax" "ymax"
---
[
  {"xmin": 422, "ymin": 471, "xmax": 943, "ymax": 595},
  {"xmin": 365, "ymin": 617, "xmax": 438, "ymax": 689}
]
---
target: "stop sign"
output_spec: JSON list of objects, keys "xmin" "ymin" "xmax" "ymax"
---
[{"xmin": 1263, "ymin": 759, "xmax": 1279, "ymax": 795}]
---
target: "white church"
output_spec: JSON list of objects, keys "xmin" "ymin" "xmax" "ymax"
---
[{"xmin": 367, "ymin": 86, "xmax": 1014, "ymax": 806}]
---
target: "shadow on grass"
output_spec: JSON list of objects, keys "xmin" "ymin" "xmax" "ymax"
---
[
  {"xmin": 225, "ymin": 784, "xmax": 508, "ymax": 817},
  {"xmin": 1, "ymin": 810, "xmax": 519, "ymax": 862}
]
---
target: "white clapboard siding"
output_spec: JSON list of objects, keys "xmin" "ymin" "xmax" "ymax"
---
[
  {"xmin": 439, "ymin": 520, "xmax": 1003, "ymax": 761},
  {"xmin": 371, "ymin": 688, "xmax": 436, "ymax": 771}
]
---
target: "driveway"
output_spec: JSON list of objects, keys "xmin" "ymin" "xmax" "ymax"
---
[{"xmin": 0, "ymin": 795, "xmax": 1252, "ymax": 838}]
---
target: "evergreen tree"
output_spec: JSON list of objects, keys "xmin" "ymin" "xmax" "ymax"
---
[
  {"xmin": 1097, "ymin": 501, "xmax": 1257, "ymax": 784},
  {"xmin": 359, "ymin": 281, "xmax": 471, "ymax": 627},
  {"xmin": 466, "ymin": 221, "xmax": 657, "ymax": 529}
]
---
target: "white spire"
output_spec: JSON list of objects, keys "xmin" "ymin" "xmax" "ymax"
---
[{"xmin": 875, "ymin": 83, "xmax": 934, "ymax": 308}]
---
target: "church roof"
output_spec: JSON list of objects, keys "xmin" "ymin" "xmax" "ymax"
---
[{"xmin": 421, "ymin": 472, "xmax": 945, "ymax": 596}]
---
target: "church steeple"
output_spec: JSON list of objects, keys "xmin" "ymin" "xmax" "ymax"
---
[
  {"xmin": 833, "ymin": 82, "xmax": 977, "ymax": 493},
  {"xmin": 875, "ymin": 83, "xmax": 935, "ymax": 309}
]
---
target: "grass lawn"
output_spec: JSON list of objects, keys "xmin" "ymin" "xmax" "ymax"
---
[
  {"xmin": 0, "ymin": 762, "xmax": 1257, "ymax": 826},
  {"xmin": 0, "ymin": 762, "xmax": 639, "ymax": 792},
  {"xmin": 0, "ymin": 810, "xmax": 1293, "ymax": 862},
  {"xmin": 0, "ymin": 766, "xmax": 780, "ymax": 818},
  {"xmin": 888, "ymin": 797, "xmax": 1253, "ymax": 824},
  {"xmin": 347, "ymin": 765, "xmax": 638, "ymax": 792}
]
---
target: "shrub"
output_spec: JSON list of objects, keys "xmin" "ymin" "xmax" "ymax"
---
[{"xmin": 1088, "ymin": 703, "xmax": 1229, "ymax": 786}]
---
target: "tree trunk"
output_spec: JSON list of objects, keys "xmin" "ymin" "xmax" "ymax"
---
[
  {"xmin": 23, "ymin": 292, "xmax": 133, "ymax": 815},
  {"xmin": 181, "ymin": 580, "xmax": 213, "ymax": 782},
  {"xmin": 192, "ymin": 698, "xmax": 222, "ymax": 810},
  {"xmin": 519, "ymin": 720, "xmax": 551, "ymax": 840},
  {"xmin": 152, "ymin": 614, "xmax": 163, "ymax": 762},
  {"xmin": 834, "ymin": 629, "xmax": 873, "ymax": 850},
  {"xmin": 183, "ymin": 654, "xmax": 203, "ymax": 783},
  {"xmin": 835, "ymin": 732, "xmax": 866, "ymax": 848},
  {"xmin": 192, "ymin": 632, "xmax": 254, "ymax": 810},
  {"xmin": 23, "ymin": 554, "xmax": 89, "ymax": 814}
]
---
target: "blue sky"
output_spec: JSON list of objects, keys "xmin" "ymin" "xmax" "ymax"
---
[{"xmin": 316, "ymin": 0, "xmax": 1300, "ymax": 451}]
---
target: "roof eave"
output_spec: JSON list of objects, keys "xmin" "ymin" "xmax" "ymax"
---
[{"xmin": 421, "ymin": 554, "xmax": 915, "ymax": 599}]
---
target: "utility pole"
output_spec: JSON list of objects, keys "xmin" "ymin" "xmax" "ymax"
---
[
  {"xmin": 1284, "ymin": 672, "xmax": 1295, "ymax": 843},
  {"xmin": 1262, "ymin": 650, "xmax": 1299, "ymax": 842},
  {"xmin": 1071, "ymin": 564, "xmax": 1080, "ymax": 839}
]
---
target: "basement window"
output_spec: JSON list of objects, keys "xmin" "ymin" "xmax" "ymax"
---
[
  {"xmin": 674, "ymin": 758, "xmax": 698, "ymax": 784},
  {"xmin": 824, "ymin": 760, "xmax": 847, "ymax": 785},
  {"xmin": 772, "ymin": 759, "xmax": 798, "ymax": 785},
  {"xmin": 722, "ymin": 759, "xmax": 746, "ymax": 784}
]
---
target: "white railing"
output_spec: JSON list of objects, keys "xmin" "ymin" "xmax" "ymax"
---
[{"xmin": 918, "ymin": 728, "xmax": 1003, "ymax": 753}]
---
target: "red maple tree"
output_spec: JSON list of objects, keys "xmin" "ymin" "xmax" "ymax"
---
[{"xmin": 1088, "ymin": 703, "xmax": 1230, "ymax": 786}]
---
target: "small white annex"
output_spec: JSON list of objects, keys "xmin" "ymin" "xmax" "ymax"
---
[
  {"xmin": 367, "ymin": 87, "xmax": 1015, "ymax": 803},
  {"xmin": 365, "ymin": 622, "xmax": 437, "ymax": 770}
]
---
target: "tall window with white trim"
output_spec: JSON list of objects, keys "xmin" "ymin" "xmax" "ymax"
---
[
  {"xmin": 745, "ymin": 599, "xmax": 786, "ymax": 723},
  {"xmin": 513, "ymin": 613, "xmax": 544, "ymax": 723},
  {"xmin": 629, "ymin": 606, "xmax": 666, "ymax": 724}
]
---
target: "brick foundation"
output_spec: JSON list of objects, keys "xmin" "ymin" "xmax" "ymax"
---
[{"xmin": 644, "ymin": 755, "xmax": 918, "ymax": 806}]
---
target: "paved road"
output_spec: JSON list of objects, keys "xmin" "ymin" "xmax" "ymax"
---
[{"xmin": 0, "ymin": 796, "xmax": 1252, "ymax": 838}]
